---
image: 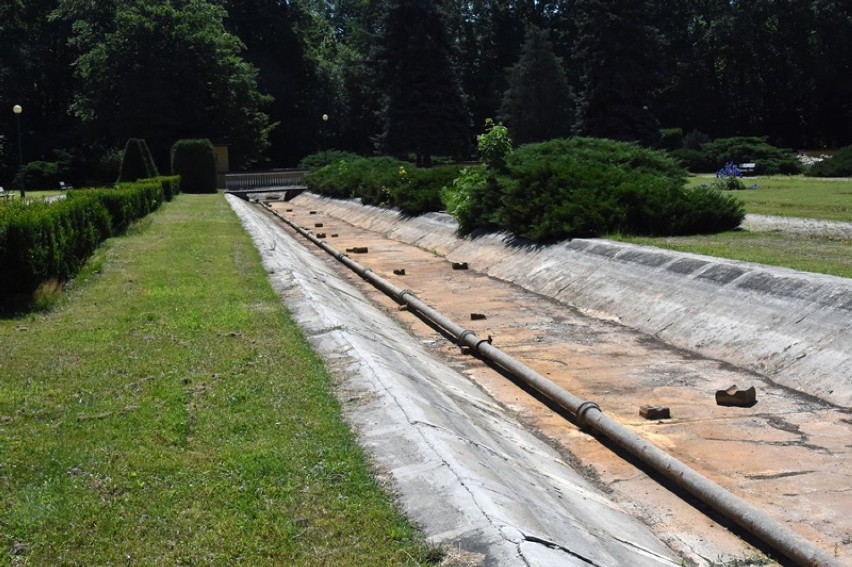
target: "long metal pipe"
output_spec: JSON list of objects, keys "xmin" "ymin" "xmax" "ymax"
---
[{"xmin": 261, "ymin": 201, "xmax": 841, "ymax": 567}]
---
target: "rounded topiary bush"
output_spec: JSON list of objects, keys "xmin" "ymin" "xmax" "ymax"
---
[
  {"xmin": 806, "ymin": 146, "xmax": 852, "ymax": 177},
  {"xmin": 492, "ymin": 137, "xmax": 743, "ymax": 241},
  {"xmin": 118, "ymin": 138, "xmax": 157, "ymax": 182},
  {"xmin": 171, "ymin": 139, "xmax": 217, "ymax": 194}
]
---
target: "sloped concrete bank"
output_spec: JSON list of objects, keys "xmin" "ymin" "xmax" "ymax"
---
[
  {"xmin": 227, "ymin": 196, "xmax": 680, "ymax": 566},
  {"xmin": 294, "ymin": 193, "xmax": 852, "ymax": 408}
]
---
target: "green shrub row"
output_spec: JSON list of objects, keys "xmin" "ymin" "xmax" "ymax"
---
[
  {"xmin": 670, "ymin": 136, "xmax": 802, "ymax": 175},
  {"xmin": 0, "ymin": 196, "xmax": 111, "ymax": 301},
  {"xmin": 304, "ymin": 139, "xmax": 744, "ymax": 242},
  {"xmin": 305, "ymin": 155, "xmax": 458, "ymax": 216},
  {"xmin": 0, "ymin": 177, "xmax": 176, "ymax": 309},
  {"xmin": 448, "ymin": 137, "xmax": 744, "ymax": 241},
  {"xmin": 806, "ymin": 145, "xmax": 852, "ymax": 177}
]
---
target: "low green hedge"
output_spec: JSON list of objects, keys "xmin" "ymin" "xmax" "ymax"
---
[
  {"xmin": 0, "ymin": 177, "xmax": 174, "ymax": 310},
  {"xmin": 806, "ymin": 146, "xmax": 852, "ymax": 177},
  {"xmin": 0, "ymin": 196, "xmax": 110, "ymax": 301},
  {"xmin": 446, "ymin": 137, "xmax": 744, "ymax": 241},
  {"xmin": 305, "ymin": 156, "xmax": 459, "ymax": 216},
  {"xmin": 304, "ymin": 140, "xmax": 744, "ymax": 243}
]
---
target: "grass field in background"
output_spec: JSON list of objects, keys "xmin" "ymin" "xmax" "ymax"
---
[
  {"xmin": 613, "ymin": 175, "xmax": 852, "ymax": 278},
  {"xmin": 686, "ymin": 174, "xmax": 852, "ymax": 221},
  {"xmin": 612, "ymin": 230, "xmax": 852, "ymax": 279},
  {"xmin": 0, "ymin": 195, "xmax": 437, "ymax": 565}
]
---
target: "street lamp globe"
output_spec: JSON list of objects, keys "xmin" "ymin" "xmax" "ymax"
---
[
  {"xmin": 322, "ymin": 113, "xmax": 329, "ymax": 122},
  {"xmin": 13, "ymin": 104, "xmax": 22, "ymax": 115}
]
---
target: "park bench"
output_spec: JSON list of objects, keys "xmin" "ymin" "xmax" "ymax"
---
[
  {"xmin": 59, "ymin": 181, "xmax": 73, "ymax": 191},
  {"xmin": 738, "ymin": 163, "xmax": 756, "ymax": 175},
  {"xmin": 0, "ymin": 186, "xmax": 10, "ymax": 198}
]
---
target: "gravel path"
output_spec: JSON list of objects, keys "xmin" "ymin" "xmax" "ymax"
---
[{"xmin": 743, "ymin": 213, "xmax": 852, "ymax": 238}]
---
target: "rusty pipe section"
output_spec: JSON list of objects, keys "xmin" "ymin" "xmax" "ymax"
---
[{"xmin": 261, "ymin": 202, "xmax": 841, "ymax": 567}]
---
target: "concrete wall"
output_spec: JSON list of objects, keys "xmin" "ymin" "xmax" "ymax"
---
[{"xmin": 294, "ymin": 194, "xmax": 852, "ymax": 408}]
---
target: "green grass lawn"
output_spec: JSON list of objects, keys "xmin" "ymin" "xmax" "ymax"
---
[
  {"xmin": 0, "ymin": 194, "xmax": 437, "ymax": 565},
  {"xmin": 686, "ymin": 174, "xmax": 852, "ymax": 221},
  {"xmin": 612, "ymin": 176, "xmax": 852, "ymax": 278},
  {"xmin": 613, "ymin": 230, "xmax": 852, "ymax": 279}
]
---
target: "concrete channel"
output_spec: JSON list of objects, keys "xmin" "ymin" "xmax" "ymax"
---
[{"xmin": 228, "ymin": 194, "xmax": 851, "ymax": 566}]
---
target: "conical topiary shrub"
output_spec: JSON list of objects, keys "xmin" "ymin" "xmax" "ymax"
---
[
  {"xmin": 171, "ymin": 139, "xmax": 217, "ymax": 194},
  {"xmin": 118, "ymin": 138, "xmax": 158, "ymax": 182}
]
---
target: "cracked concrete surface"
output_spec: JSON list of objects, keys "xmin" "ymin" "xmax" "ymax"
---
[
  {"xmin": 229, "ymin": 196, "xmax": 681, "ymax": 566},
  {"xmin": 229, "ymin": 194, "xmax": 851, "ymax": 566}
]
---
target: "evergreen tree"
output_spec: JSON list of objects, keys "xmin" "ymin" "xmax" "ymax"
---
[
  {"xmin": 498, "ymin": 26, "xmax": 573, "ymax": 145},
  {"xmin": 573, "ymin": 0, "xmax": 663, "ymax": 147},
  {"xmin": 374, "ymin": 0, "xmax": 471, "ymax": 167},
  {"xmin": 65, "ymin": 0, "xmax": 273, "ymax": 169}
]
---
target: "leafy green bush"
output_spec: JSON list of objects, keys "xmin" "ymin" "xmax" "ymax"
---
[
  {"xmin": 305, "ymin": 156, "xmax": 458, "ymax": 216},
  {"xmin": 392, "ymin": 165, "xmax": 459, "ymax": 215},
  {"xmin": 806, "ymin": 146, "xmax": 852, "ymax": 177},
  {"xmin": 660, "ymin": 128, "xmax": 684, "ymax": 150},
  {"xmin": 683, "ymin": 129, "xmax": 710, "ymax": 150},
  {"xmin": 12, "ymin": 160, "xmax": 70, "ymax": 190},
  {"xmin": 477, "ymin": 119, "xmax": 513, "ymax": 170},
  {"xmin": 306, "ymin": 156, "xmax": 407, "ymax": 205},
  {"xmin": 440, "ymin": 166, "xmax": 502, "ymax": 234},
  {"xmin": 677, "ymin": 136, "xmax": 801, "ymax": 174},
  {"xmin": 171, "ymin": 139, "xmax": 217, "ymax": 194},
  {"xmin": 669, "ymin": 148, "xmax": 717, "ymax": 172},
  {"xmin": 299, "ymin": 149, "xmax": 361, "ymax": 170},
  {"xmin": 118, "ymin": 138, "xmax": 158, "ymax": 182},
  {"xmin": 485, "ymin": 137, "xmax": 742, "ymax": 241}
]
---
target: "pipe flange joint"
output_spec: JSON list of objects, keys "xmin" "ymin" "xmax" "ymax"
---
[
  {"xmin": 397, "ymin": 289, "xmax": 415, "ymax": 302},
  {"xmin": 458, "ymin": 329, "xmax": 477, "ymax": 348},
  {"xmin": 576, "ymin": 401, "xmax": 601, "ymax": 425}
]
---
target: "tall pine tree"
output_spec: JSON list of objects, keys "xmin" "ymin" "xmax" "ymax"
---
[
  {"xmin": 498, "ymin": 26, "xmax": 573, "ymax": 145},
  {"xmin": 573, "ymin": 0, "xmax": 663, "ymax": 147},
  {"xmin": 374, "ymin": 0, "xmax": 471, "ymax": 166}
]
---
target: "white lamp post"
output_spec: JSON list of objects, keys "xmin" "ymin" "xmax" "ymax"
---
[
  {"xmin": 12, "ymin": 105, "xmax": 24, "ymax": 200},
  {"xmin": 321, "ymin": 113, "xmax": 329, "ymax": 151}
]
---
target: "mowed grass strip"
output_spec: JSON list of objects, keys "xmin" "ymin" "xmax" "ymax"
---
[
  {"xmin": 0, "ymin": 195, "xmax": 436, "ymax": 565},
  {"xmin": 686, "ymin": 175, "xmax": 852, "ymax": 221},
  {"xmin": 613, "ymin": 230, "xmax": 852, "ymax": 279},
  {"xmin": 614, "ymin": 176, "xmax": 852, "ymax": 278}
]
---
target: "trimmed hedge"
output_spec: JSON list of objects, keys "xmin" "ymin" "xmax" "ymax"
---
[
  {"xmin": 0, "ymin": 196, "xmax": 111, "ymax": 302},
  {"xmin": 171, "ymin": 139, "xmax": 217, "ymax": 194},
  {"xmin": 0, "ymin": 177, "xmax": 172, "ymax": 311},
  {"xmin": 152, "ymin": 175, "xmax": 182, "ymax": 202},
  {"xmin": 118, "ymin": 138, "xmax": 158, "ymax": 182},
  {"xmin": 806, "ymin": 146, "xmax": 852, "ymax": 177}
]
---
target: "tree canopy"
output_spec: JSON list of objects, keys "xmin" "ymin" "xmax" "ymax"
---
[
  {"xmin": 65, "ymin": 0, "xmax": 273, "ymax": 169},
  {"xmin": 374, "ymin": 0, "xmax": 471, "ymax": 167},
  {"xmin": 2, "ymin": 0, "xmax": 852, "ymax": 182},
  {"xmin": 498, "ymin": 26, "xmax": 573, "ymax": 145}
]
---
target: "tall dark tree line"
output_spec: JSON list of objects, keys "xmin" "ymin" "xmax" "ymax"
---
[{"xmin": 2, "ymin": 0, "xmax": 852, "ymax": 181}]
